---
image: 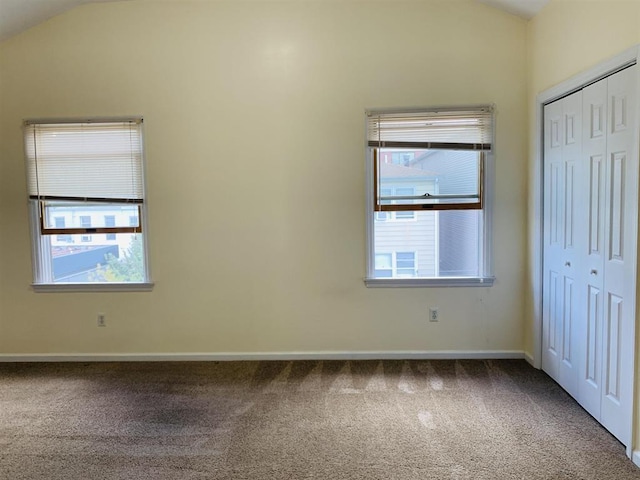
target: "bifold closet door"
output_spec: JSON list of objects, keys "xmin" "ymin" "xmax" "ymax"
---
[
  {"xmin": 544, "ymin": 64, "xmax": 638, "ymax": 448},
  {"xmin": 542, "ymin": 90, "xmax": 583, "ymax": 398}
]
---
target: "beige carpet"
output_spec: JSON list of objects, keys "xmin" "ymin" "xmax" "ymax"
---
[{"xmin": 0, "ymin": 359, "xmax": 638, "ymax": 479}]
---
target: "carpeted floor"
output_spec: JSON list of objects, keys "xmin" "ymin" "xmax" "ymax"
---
[{"xmin": 0, "ymin": 359, "xmax": 638, "ymax": 479}]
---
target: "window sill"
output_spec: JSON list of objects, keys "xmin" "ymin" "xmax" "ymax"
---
[
  {"xmin": 364, "ymin": 277, "xmax": 495, "ymax": 288},
  {"xmin": 32, "ymin": 282, "xmax": 155, "ymax": 293}
]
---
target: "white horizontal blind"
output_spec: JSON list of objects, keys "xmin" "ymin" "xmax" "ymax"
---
[
  {"xmin": 367, "ymin": 106, "xmax": 493, "ymax": 150},
  {"xmin": 25, "ymin": 120, "xmax": 144, "ymax": 203}
]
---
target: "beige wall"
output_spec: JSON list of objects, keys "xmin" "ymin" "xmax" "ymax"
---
[
  {"xmin": 0, "ymin": 1, "xmax": 528, "ymax": 356},
  {"xmin": 526, "ymin": 0, "xmax": 640, "ymax": 453}
]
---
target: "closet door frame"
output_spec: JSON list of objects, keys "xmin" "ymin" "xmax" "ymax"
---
[{"xmin": 532, "ymin": 45, "xmax": 640, "ymax": 459}]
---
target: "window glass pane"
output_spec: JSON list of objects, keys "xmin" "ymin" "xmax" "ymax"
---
[
  {"xmin": 48, "ymin": 233, "xmax": 145, "ymax": 283},
  {"xmin": 42, "ymin": 203, "xmax": 140, "ymax": 229},
  {"xmin": 438, "ymin": 210, "xmax": 481, "ymax": 277},
  {"xmin": 378, "ymin": 149, "xmax": 479, "ymax": 207},
  {"xmin": 373, "ymin": 210, "xmax": 481, "ymax": 278}
]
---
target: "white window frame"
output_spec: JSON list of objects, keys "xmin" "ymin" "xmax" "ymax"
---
[
  {"xmin": 25, "ymin": 117, "xmax": 153, "ymax": 292},
  {"xmin": 364, "ymin": 106, "xmax": 495, "ymax": 287}
]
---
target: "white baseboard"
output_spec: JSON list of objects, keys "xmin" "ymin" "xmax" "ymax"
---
[
  {"xmin": 524, "ymin": 352, "xmax": 535, "ymax": 367},
  {"xmin": 0, "ymin": 350, "xmax": 525, "ymax": 362},
  {"xmin": 633, "ymin": 450, "xmax": 640, "ymax": 468}
]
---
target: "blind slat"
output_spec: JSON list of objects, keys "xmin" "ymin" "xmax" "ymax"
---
[{"xmin": 25, "ymin": 121, "xmax": 144, "ymax": 201}]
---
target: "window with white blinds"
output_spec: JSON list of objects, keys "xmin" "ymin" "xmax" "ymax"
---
[
  {"xmin": 23, "ymin": 118, "xmax": 151, "ymax": 288},
  {"xmin": 365, "ymin": 106, "xmax": 495, "ymax": 287}
]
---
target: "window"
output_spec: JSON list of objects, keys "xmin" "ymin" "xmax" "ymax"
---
[
  {"xmin": 395, "ymin": 252, "xmax": 416, "ymax": 277},
  {"xmin": 365, "ymin": 106, "xmax": 494, "ymax": 286},
  {"xmin": 374, "ymin": 253, "xmax": 393, "ymax": 278},
  {"xmin": 104, "ymin": 215, "xmax": 116, "ymax": 241},
  {"xmin": 374, "ymin": 252, "xmax": 418, "ymax": 277},
  {"xmin": 24, "ymin": 118, "xmax": 151, "ymax": 289},
  {"xmin": 80, "ymin": 216, "xmax": 92, "ymax": 242},
  {"xmin": 54, "ymin": 217, "xmax": 71, "ymax": 242},
  {"xmin": 393, "ymin": 188, "xmax": 416, "ymax": 221}
]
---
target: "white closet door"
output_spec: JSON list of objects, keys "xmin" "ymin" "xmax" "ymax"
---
[
  {"xmin": 600, "ymin": 65, "xmax": 637, "ymax": 446},
  {"xmin": 543, "ymin": 64, "xmax": 638, "ymax": 449},
  {"xmin": 542, "ymin": 91, "xmax": 582, "ymax": 397},
  {"xmin": 578, "ymin": 78, "xmax": 607, "ymax": 420}
]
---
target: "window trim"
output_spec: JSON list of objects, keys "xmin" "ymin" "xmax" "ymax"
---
[
  {"xmin": 364, "ymin": 106, "xmax": 495, "ymax": 287},
  {"xmin": 25, "ymin": 117, "xmax": 153, "ymax": 291}
]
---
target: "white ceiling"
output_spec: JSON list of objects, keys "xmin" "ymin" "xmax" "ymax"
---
[
  {"xmin": 0, "ymin": 0, "xmax": 550, "ymax": 43},
  {"xmin": 477, "ymin": 0, "xmax": 550, "ymax": 20},
  {"xmin": 0, "ymin": 0, "xmax": 123, "ymax": 42}
]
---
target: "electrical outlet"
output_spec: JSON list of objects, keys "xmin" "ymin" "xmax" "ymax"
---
[
  {"xmin": 429, "ymin": 307, "xmax": 439, "ymax": 322},
  {"xmin": 97, "ymin": 313, "xmax": 106, "ymax": 327}
]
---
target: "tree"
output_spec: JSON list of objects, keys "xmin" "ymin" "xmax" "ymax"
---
[{"xmin": 95, "ymin": 235, "xmax": 145, "ymax": 282}]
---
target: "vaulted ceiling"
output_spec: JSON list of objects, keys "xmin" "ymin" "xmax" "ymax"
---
[
  {"xmin": 0, "ymin": 0, "xmax": 549, "ymax": 43},
  {"xmin": 0, "ymin": 0, "xmax": 125, "ymax": 42}
]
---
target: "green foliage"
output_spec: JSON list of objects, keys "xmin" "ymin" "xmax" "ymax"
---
[{"xmin": 93, "ymin": 235, "xmax": 144, "ymax": 282}]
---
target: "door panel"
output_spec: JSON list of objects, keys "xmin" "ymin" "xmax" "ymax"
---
[
  {"xmin": 588, "ymin": 155, "xmax": 603, "ymax": 256},
  {"xmin": 605, "ymin": 293, "xmax": 622, "ymax": 404},
  {"xmin": 608, "ymin": 152, "xmax": 625, "ymax": 262},
  {"xmin": 586, "ymin": 285, "xmax": 600, "ymax": 387}
]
